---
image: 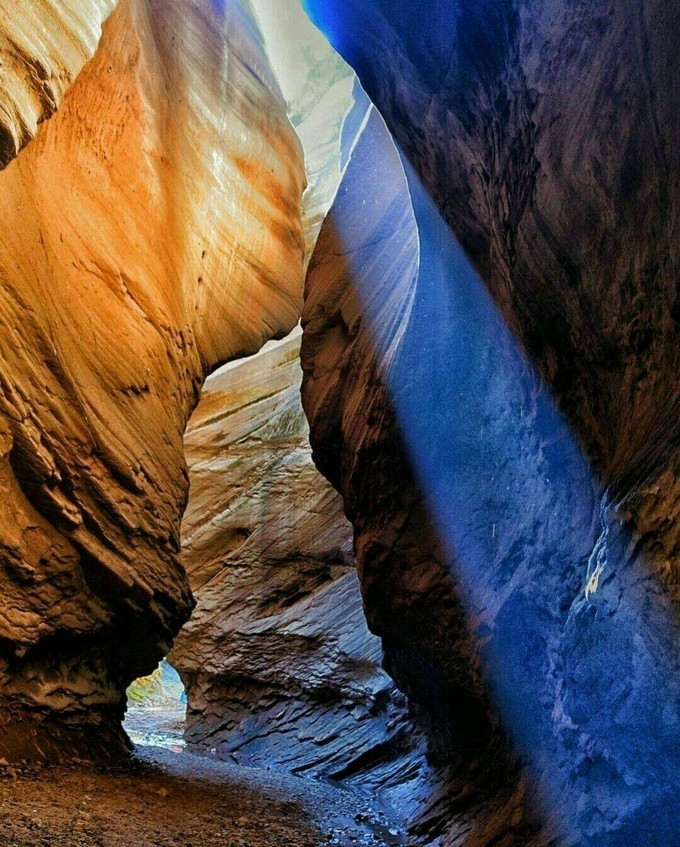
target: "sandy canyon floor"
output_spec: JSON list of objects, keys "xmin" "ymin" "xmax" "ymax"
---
[{"xmin": 0, "ymin": 746, "xmax": 408, "ymax": 847}]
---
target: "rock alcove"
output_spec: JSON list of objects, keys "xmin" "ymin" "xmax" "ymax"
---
[{"xmin": 0, "ymin": 1, "xmax": 678, "ymax": 846}]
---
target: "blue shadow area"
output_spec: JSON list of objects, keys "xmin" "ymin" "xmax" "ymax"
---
[{"xmin": 300, "ymin": 28, "xmax": 680, "ymax": 839}]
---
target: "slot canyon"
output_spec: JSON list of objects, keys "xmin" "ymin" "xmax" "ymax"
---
[{"xmin": 0, "ymin": 1, "xmax": 677, "ymax": 846}]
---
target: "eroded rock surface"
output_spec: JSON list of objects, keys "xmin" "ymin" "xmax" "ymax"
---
[
  {"xmin": 167, "ymin": 25, "xmax": 421, "ymax": 794},
  {"xmin": 306, "ymin": 0, "xmax": 680, "ymax": 490},
  {"xmin": 170, "ymin": 329, "xmax": 426, "ymax": 796},
  {"xmin": 302, "ymin": 105, "xmax": 553, "ymax": 847},
  {"xmin": 301, "ymin": 3, "xmax": 680, "ymax": 843},
  {"xmin": 0, "ymin": 0, "xmax": 117, "ymax": 167},
  {"xmin": 0, "ymin": 0, "xmax": 305, "ymax": 760}
]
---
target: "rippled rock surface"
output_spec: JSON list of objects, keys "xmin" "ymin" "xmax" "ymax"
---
[
  {"xmin": 0, "ymin": 0, "xmax": 305, "ymax": 761},
  {"xmin": 171, "ymin": 330, "xmax": 420, "ymax": 786},
  {"xmin": 0, "ymin": 0, "xmax": 117, "ymax": 167}
]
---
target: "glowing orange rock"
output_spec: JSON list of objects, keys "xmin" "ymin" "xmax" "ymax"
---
[{"xmin": 0, "ymin": 0, "xmax": 305, "ymax": 760}]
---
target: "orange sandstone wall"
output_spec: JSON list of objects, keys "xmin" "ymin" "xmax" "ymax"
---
[
  {"xmin": 0, "ymin": 0, "xmax": 305, "ymax": 760},
  {"xmin": 0, "ymin": 0, "xmax": 118, "ymax": 167}
]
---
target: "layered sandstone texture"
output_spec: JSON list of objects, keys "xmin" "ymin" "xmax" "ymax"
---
[
  {"xmin": 302, "ymin": 104, "xmax": 553, "ymax": 847},
  {"xmin": 0, "ymin": 0, "xmax": 305, "ymax": 761},
  {"xmin": 171, "ymin": 330, "xmax": 424, "ymax": 792},
  {"xmin": 168, "ymin": 18, "xmax": 423, "ymax": 794},
  {"xmin": 302, "ymin": 1, "xmax": 679, "ymax": 845},
  {"xmin": 0, "ymin": 0, "xmax": 117, "ymax": 167}
]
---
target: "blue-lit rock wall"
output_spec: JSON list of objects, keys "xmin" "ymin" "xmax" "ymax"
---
[{"xmin": 301, "ymin": 2, "xmax": 680, "ymax": 844}]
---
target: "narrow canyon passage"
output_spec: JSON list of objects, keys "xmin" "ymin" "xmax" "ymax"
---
[
  {"xmin": 0, "ymin": 1, "xmax": 678, "ymax": 846},
  {"xmin": 0, "ymin": 2, "xmax": 415, "ymax": 842}
]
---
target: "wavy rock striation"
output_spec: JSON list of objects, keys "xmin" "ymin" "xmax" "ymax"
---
[
  {"xmin": 302, "ymin": 104, "xmax": 552, "ymax": 847},
  {"xmin": 0, "ymin": 0, "xmax": 117, "ymax": 168},
  {"xmin": 0, "ymin": 0, "xmax": 305, "ymax": 761},
  {"xmin": 171, "ymin": 330, "xmax": 422, "ymax": 788},
  {"xmin": 305, "ymin": 0, "xmax": 680, "ymax": 489},
  {"xmin": 302, "ymin": 1, "xmax": 680, "ymax": 844},
  {"xmin": 168, "ymin": 18, "xmax": 424, "ymax": 794}
]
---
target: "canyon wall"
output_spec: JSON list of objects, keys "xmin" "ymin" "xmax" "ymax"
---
[
  {"xmin": 0, "ymin": 0, "xmax": 117, "ymax": 167},
  {"xmin": 0, "ymin": 0, "xmax": 305, "ymax": 761},
  {"xmin": 0, "ymin": 3, "xmax": 676, "ymax": 844},
  {"xmin": 302, "ymin": 103, "xmax": 564, "ymax": 847},
  {"xmin": 170, "ymin": 330, "xmax": 423, "ymax": 791},
  {"xmin": 302, "ymin": 1, "xmax": 680, "ymax": 844},
  {"xmin": 170, "ymin": 44, "xmax": 429, "ymax": 797}
]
